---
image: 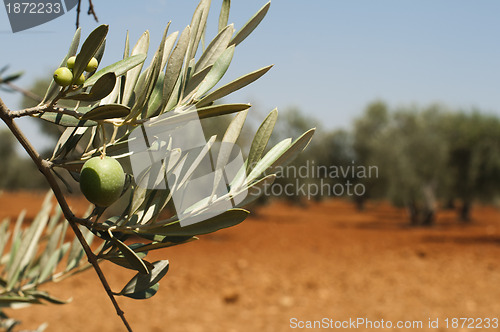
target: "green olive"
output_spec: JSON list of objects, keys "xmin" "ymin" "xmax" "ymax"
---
[
  {"xmin": 66, "ymin": 56, "xmax": 76, "ymax": 69},
  {"xmin": 75, "ymin": 72, "xmax": 86, "ymax": 85},
  {"xmin": 80, "ymin": 156, "xmax": 126, "ymax": 207},
  {"xmin": 85, "ymin": 57, "xmax": 99, "ymax": 72},
  {"xmin": 53, "ymin": 67, "xmax": 73, "ymax": 87}
]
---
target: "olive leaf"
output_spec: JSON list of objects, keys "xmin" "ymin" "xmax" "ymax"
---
[
  {"xmin": 194, "ymin": 45, "xmax": 235, "ymax": 99},
  {"xmin": 64, "ymin": 72, "xmax": 116, "ymax": 102},
  {"xmin": 81, "ymin": 104, "xmax": 131, "ymax": 121},
  {"xmin": 230, "ymin": 2, "xmax": 270, "ymax": 47},
  {"xmin": 196, "ymin": 65, "xmax": 273, "ymax": 107},
  {"xmin": 118, "ymin": 260, "xmax": 169, "ymax": 299},
  {"xmin": 246, "ymin": 108, "xmax": 278, "ymax": 174},
  {"xmin": 107, "ymin": 232, "xmax": 149, "ymax": 274},
  {"xmin": 72, "ymin": 25, "xmax": 109, "ymax": 84}
]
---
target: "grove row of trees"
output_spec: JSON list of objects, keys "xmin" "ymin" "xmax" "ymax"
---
[{"xmin": 273, "ymin": 101, "xmax": 500, "ymax": 225}]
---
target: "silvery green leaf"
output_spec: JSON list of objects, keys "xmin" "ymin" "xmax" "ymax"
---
[
  {"xmin": 268, "ymin": 128, "xmax": 315, "ymax": 172},
  {"xmin": 38, "ymin": 243, "xmax": 70, "ymax": 283},
  {"xmin": 122, "ymin": 282, "xmax": 159, "ymax": 300},
  {"xmin": 246, "ymin": 138, "xmax": 292, "ymax": 184},
  {"xmin": 178, "ymin": 136, "xmax": 216, "ymax": 189},
  {"xmin": 184, "ymin": 64, "xmax": 212, "ymax": 96},
  {"xmin": 211, "ymin": 110, "xmax": 247, "ymax": 193},
  {"xmin": 123, "ymin": 30, "xmax": 130, "ymax": 58},
  {"xmin": 27, "ymin": 290, "xmax": 69, "ymax": 305},
  {"xmin": 197, "ymin": 103, "xmax": 251, "ymax": 119},
  {"xmin": 65, "ymin": 226, "xmax": 94, "ymax": 272},
  {"xmin": 72, "ymin": 25, "xmax": 108, "ymax": 84},
  {"xmin": 187, "ymin": 0, "xmax": 211, "ymax": 63},
  {"xmin": 230, "ymin": 2, "xmax": 270, "ymax": 47},
  {"xmin": 246, "ymin": 108, "xmax": 278, "ymax": 174},
  {"xmin": 218, "ymin": 0, "xmax": 231, "ymax": 32},
  {"xmin": 108, "ymin": 233, "xmax": 149, "ymax": 274},
  {"xmin": 0, "ymin": 221, "xmax": 10, "ymax": 263},
  {"xmin": 6, "ymin": 195, "xmax": 51, "ymax": 290},
  {"xmin": 132, "ymin": 237, "xmax": 197, "ymax": 253},
  {"xmin": 81, "ymin": 104, "xmax": 131, "ymax": 121},
  {"xmin": 163, "ymin": 26, "xmax": 190, "ymax": 109},
  {"xmin": 5, "ymin": 210, "xmax": 24, "ymax": 270},
  {"xmin": 119, "ymin": 260, "xmax": 169, "ymax": 298},
  {"xmin": 102, "ymin": 244, "xmax": 152, "ymax": 271},
  {"xmin": 127, "ymin": 32, "xmax": 165, "ymax": 121},
  {"xmin": 160, "ymin": 30, "xmax": 179, "ymax": 70},
  {"xmin": 0, "ymin": 71, "xmax": 23, "ymax": 84},
  {"xmin": 234, "ymin": 174, "xmax": 276, "ymax": 207},
  {"xmin": 39, "ymin": 223, "xmax": 63, "ymax": 268},
  {"xmin": 122, "ymin": 31, "xmax": 150, "ymax": 106},
  {"xmin": 64, "ymin": 72, "xmax": 116, "ymax": 101},
  {"xmin": 194, "ymin": 45, "xmax": 235, "ymax": 99},
  {"xmin": 140, "ymin": 208, "xmax": 249, "ymax": 237},
  {"xmin": 195, "ymin": 24, "xmax": 234, "ymax": 73},
  {"xmin": 38, "ymin": 105, "xmax": 98, "ymax": 127},
  {"xmin": 145, "ymin": 73, "xmax": 165, "ymax": 118},
  {"xmin": 156, "ymin": 22, "xmax": 172, "ymax": 71},
  {"xmin": 196, "ymin": 65, "xmax": 272, "ymax": 107}
]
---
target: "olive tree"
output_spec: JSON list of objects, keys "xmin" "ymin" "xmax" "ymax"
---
[
  {"xmin": 0, "ymin": 1, "xmax": 314, "ymax": 330},
  {"xmin": 368, "ymin": 105, "xmax": 449, "ymax": 226}
]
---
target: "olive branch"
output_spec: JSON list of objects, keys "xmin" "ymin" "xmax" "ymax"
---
[{"xmin": 0, "ymin": 1, "xmax": 314, "ymax": 331}]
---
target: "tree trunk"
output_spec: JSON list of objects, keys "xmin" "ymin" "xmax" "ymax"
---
[
  {"xmin": 459, "ymin": 200, "xmax": 472, "ymax": 222},
  {"xmin": 354, "ymin": 195, "xmax": 366, "ymax": 211},
  {"xmin": 408, "ymin": 200, "xmax": 419, "ymax": 226}
]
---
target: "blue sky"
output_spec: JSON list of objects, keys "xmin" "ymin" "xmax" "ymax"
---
[{"xmin": 2, "ymin": 0, "xmax": 500, "ymax": 152}]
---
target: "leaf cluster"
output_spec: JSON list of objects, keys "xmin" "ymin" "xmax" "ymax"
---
[{"xmin": 14, "ymin": 0, "xmax": 315, "ymax": 303}]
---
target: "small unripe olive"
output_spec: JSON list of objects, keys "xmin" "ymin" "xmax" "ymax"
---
[
  {"xmin": 85, "ymin": 57, "xmax": 99, "ymax": 72},
  {"xmin": 53, "ymin": 67, "xmax": 73, "ymax": 87},
  {"xmin": 67, "ymin": 56, "xmax": 76, "ymax": 69},
  {"xmin": 75, "ymin": 72, "xmax": 86, "ymax": 85},
  {"xmin": 80, "ymin": 156, "xmax": 126, "ymax": 207}
]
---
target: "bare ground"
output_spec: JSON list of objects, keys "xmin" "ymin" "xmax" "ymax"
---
[{"xmin": 2, "ymin": 192, "xmax": 500, "ymax": 331}]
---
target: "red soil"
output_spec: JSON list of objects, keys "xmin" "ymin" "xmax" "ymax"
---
[{"xmin": 2, "ymin": 192, "xmax": 500, "ymax": 331}]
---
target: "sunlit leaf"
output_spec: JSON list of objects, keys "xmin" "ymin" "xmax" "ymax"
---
[
  {"xmin": 230, "ymin": 2, "xmax": 270, "ymax": 47},
  {"xmin": 163, "ymin": 26, "xmax": 190, "ymax": 109},
  {"xmin": 194, "ymin": 45, "xmax": 235, "ymax": 99},
  {"xmin": 246, "ymin": 108, "xmax": 278, "ymax": 174},
  {"xmin": 140, "ymin": 208, "xmax": 249, "ymax": 237},
  {"xmin": 218, "ymin": 0, "xmax": 231, "ymax": 32},
  {"xmin": 196, "ymin": 65, "xmax": 272, "ymax": 107},
  {"xmin": 196, "ymin": 24, "xmax": 234, "ymax": 73},
  {"xmin": 123, "ymin": 31, "xmax": 150, "ymax": 106}
]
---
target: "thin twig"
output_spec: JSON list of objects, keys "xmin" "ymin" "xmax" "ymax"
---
[
  {"xmin": 76, "ymin": 0, "xmax": 99, "ymax": 29},
  {"xmin": 8, "ymin": 104, "xmax": 83, "ymax": 119},
  {"xmin": 0, "ymin": 97, "xmax": 133, "ymax": 332},
  {"xmin": 3, "ymin": 82, "xmax": 43, "ymax": 103},
  {"xmin": 76, "ymin": 0, "xmax": 81, "ymax": 29},
  {"xmin": 88, "ymin": 0, "xmax": 99, "ymax": 22}
]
